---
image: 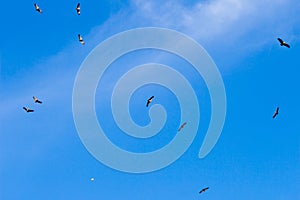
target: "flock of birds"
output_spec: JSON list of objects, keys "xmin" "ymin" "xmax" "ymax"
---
[
  {"xmin": 34, "ymin": 3, "xmax": 85, "ymax": 45},
  {"xmin": 26, "ymin": 2, "xmax": 292, "ymax": 196},
  {"xmin": 23, "ymin": 96, "xmax": 42, "ymax": 113}
]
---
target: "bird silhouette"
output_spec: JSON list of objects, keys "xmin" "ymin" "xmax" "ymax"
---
[
  {"xmin": 78, "ymin": 34, "xmax": 85, "ymax": 45},
  {"xmin": 199, "ymin": 187, "xmax": 209, "ymax": 194},
  {"xmin": 23, "ymin": 107, "xmax": 34, "ymax": 113},
  {"xmin": 272, "ymin": 107, "xmax": 279, "ymax": 119},
  {"xmin": 277, "ymin": 38, "xmax": 290, "ymax": 48},
  {"xmin": 76, "ymin": 3, "xmax": 81, "ymax": 15},
  {"xmin": 34, "ymin": 3, "xmax": 42, "ymax": 14},
  {"xmin": 33, "ymin": 96, "xmax": 42, "ymax": 104},
  {"xmin": 178, "ymin": 122, "xmax": 187, "ymax": 132},
  {"xmin": 146, "ymin": 96, "xmax": 154, "ymax": 107}
]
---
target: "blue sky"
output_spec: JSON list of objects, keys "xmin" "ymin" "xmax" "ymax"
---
[{"xmin": 1, "ymin": 0, "xmax": 300, "ymax": 199}]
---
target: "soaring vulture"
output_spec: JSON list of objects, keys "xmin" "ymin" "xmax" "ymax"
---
[
  {"xmin": 23, "ymin": 107, "xmax": 34, "ymax": 113},
  {"xmin": 277, "ymin": 38, "xmax": 290, "ymax": 48},
  {"xmin": 146, "ymin": 96, "xmax": 154, "ymax": 107},
  {"xmin": 34, "ymin": 3, "xmax": 42, "ymax": 13},
  {"xmin": 33, "ymin": 96, "xmax": 42, "ymax": 104},
  {"xmin": 76, "ymin": 3, "xmax": 81, "ymax": 15},
  {"xmin": 272, "ymin": 107, "xmax": 279, "ymax": 119},
  {"xmin": 178, "ymin": 122, "xmax": 187, "ymax": 132},
  {"xmin": 199, "ymin": 187, "xmax": 209, "ymax": 194},
  {"xmin": 78, "ymin": 34, "xmax": 85, "ymax": 45}
]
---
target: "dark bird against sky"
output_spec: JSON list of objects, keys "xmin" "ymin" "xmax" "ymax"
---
[
  {"xmin": 277, "ymin": 38, "xmax": 290, "ymax": 48},
  {"xmin": 34, "ymin": 3, "xmax": 42, "ymax": 14},
  {"xmin": 76, "ymin": 3, "xmax": 81, "ymax": 15},
  {"xmin": 178, "ymin": 122, "xmax": 187, "ymax": 132},
  {"xmin": 78, "ymin": 34, "xmax": 85, "ymax": 45},
  {"xmin": 199, "ymin": 187, "xmax": 209, "ymax": 194},
  {"xmin": 33, "ymin": 96, "xmax": 42, "ymax": 104},
  {"xmin": 146, "ymin": 96, "xmax": 154, "ymax": 107},
  {"xmin": 272, "ymin": 107, "xmax": 279, "ymax": 119},
  {"xmin": 23, "ymin": 107, "xmax": 34, "ymax": 113}
]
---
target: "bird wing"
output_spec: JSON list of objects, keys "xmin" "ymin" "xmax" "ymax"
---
[
  {"xmin": 284, "ymin": 43, "xmax": 290, "ymax": 48},
  {"xmin": 272, "ymin": 108, "xmax": 279, "ymax": 118},
  {"xmin": 277, "ymin": 38, "xmax": 283, "ymax": 44},
  {"xmin": 178, "ymin": 122, "xmax": 186, "ymax": 131},
  {"xmin": 77, "ymin": 3, "xmax": 80, "ymax": 9},
  {"xmin": 149, "ymin": 96, "xmax": 154, "ymax": 100}
]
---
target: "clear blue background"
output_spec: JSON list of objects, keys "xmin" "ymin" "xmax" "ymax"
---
[{"xmin": 0, "ymin": 0, "xmax": 299, "ymax": 199}]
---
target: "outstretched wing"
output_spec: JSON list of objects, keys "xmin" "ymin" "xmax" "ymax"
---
[
  {"xmin": 277, "ymin": 38, "xmax": 283, "ymax": 44},
  {"xmin": 283, "ymin": 43, "xmax": 290, "ymax": 48},
  {"xmin": 272, "ymin": 107, "xmax": 279, "ymax": 118}
]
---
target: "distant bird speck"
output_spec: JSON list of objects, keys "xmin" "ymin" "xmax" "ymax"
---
[
  {"xmin": 146, "ymin": 96, "xmax": 154, "ymax": 107},
  {"xmin": 34, "ymin": 3, "xmax": 42, "ymax": 14},
  {"xmin": 272, "ymin": 107, "xmax": 279, "ymax": 119},
  {"xmin": 199, "ymin": 187, "xmax": 209, "ymax": 194},
  {"xmin": 33, "ymin": 96, "xmax": 42, "ymax": 104},
  {"xmin": 90, "ymin": 177, "xmax": 95, "ymax": 181},
  {"xmin": 277, "ymin": 38, "xmax": 290, "ymax": 48},
  {"xmin": 76, "ymin": 3, "xmax": 81, "ymax": 15},
  {"xmin": 23, "ymin": 107, "xmax": 34, "ymax": 113},
  {"xmin": 178, "ymin": 122, "xmax": 187, "ymax": 132},
  {"xmin": 78, "ymin": 34, "xmax": 85, "ymax": 45}
]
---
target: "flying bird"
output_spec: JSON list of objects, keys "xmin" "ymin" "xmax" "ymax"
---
[
  {"xmin": 146, "ymin": 96, "xmax": 154, "ymax": 107},
  {"xmin": 178, "ymin": 122, "xmax": 187, "ymax": 132},
  {"xmin": 76, "ymin": 3, "xmax": 81, "ymax": 15},
  {"xmin": 277, "ymin": 38, "xmax": 290, "ymax": 48},
  {"xmin": 272, "ymin": 107, "xmax": 279, "ymax": 119},
  {"xmin": 23, "ymin": 107, "xmax": 34, "ymax": 113},
  {"xmin": 33, "ymin": 96, "xmax": 42, "ymax": 104},
  {"xmin": 34, "ymin": 3, "xmax": 42, "ymax": 13},
  {"xmin": 90, "ymin": 177, "xmax": 95, "ymax": 181},
  {"xmin": 199, "ymin": 187, "xmax": 209, "ymax": 194},
  {"xmin": 78, "ymin": 34, "xmax": 85, "ymax": 45}
]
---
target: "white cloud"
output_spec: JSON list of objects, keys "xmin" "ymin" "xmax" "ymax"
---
[
  {"xmin": 108, "ymin": 0, "xmax": 297, "ymax": 71},
  {"xmin": 127, "ymin": 0, "xmax": 298, "ymax": 47}
]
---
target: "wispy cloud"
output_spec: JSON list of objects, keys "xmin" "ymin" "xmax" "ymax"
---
[{"xmin": 130, "ymin": 0, "xmax": 299, "ymax": 50}]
